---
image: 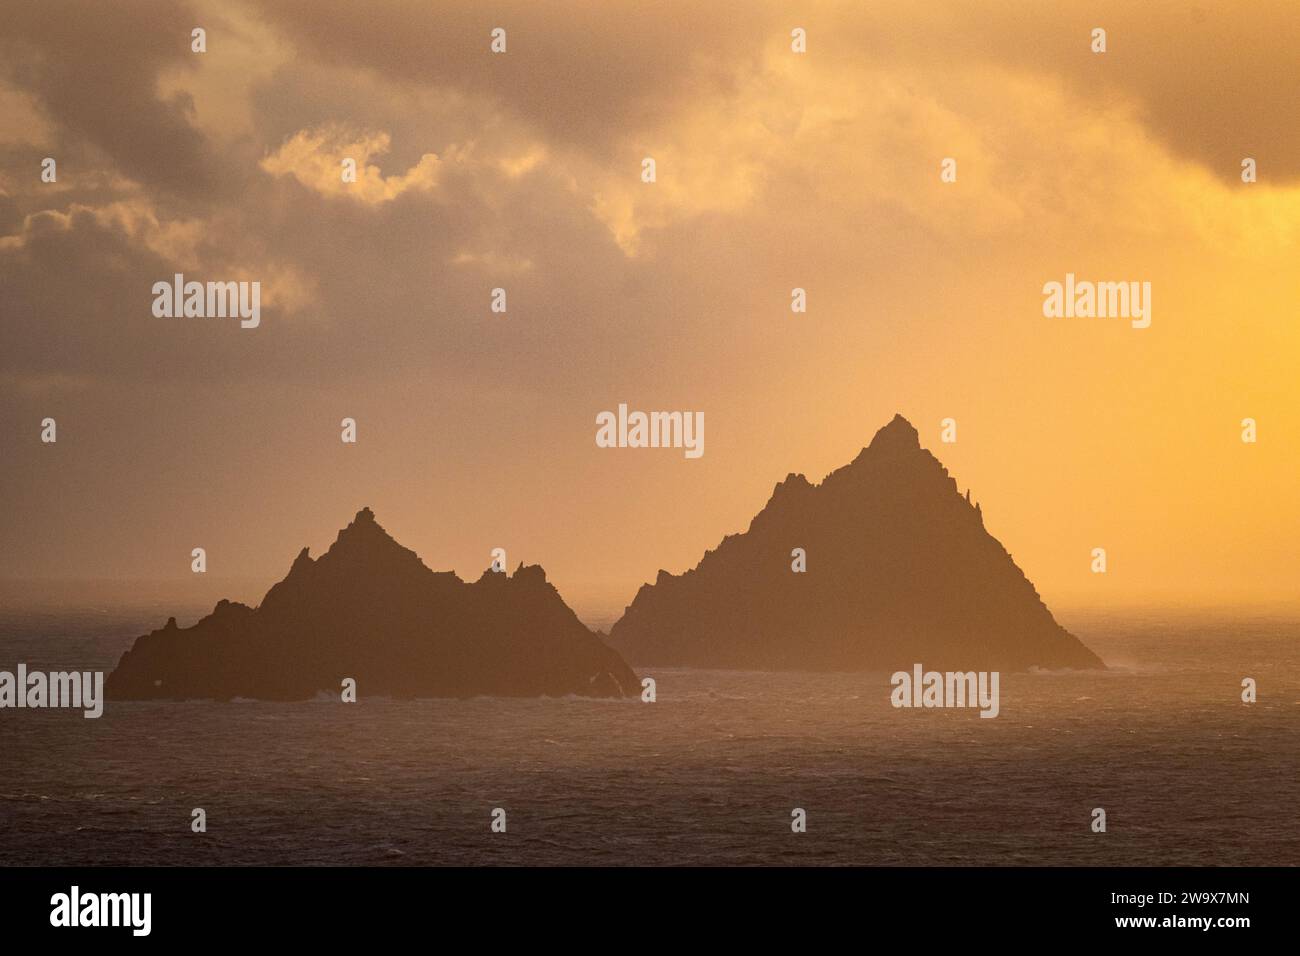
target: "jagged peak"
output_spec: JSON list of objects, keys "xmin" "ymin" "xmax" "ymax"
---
[
  {"xmin": 822, "ymin": 414, "xmax": 930, "ymax": 486},
  {"xmin": 476, "ymin": 562, "xmax": 549, "ymax": 584},
  {"xmin": 328, "ymin": 507, "xmax": 399, "ymax": 552},
  {"xmin": 335, "ymin": 507, "xmax": 380, "ymax": 541},
  {"xmin": 212, "ymin": 598, "xmax": 252, "ymax": 617},
  {"xmin": 867, "ymin": 413, "xmax": 920, "ymax": 453},
  {"xmin": 295, "ymin": 508, "xmax": 434, "ymax": 580},
  {"xmin": 773, "ymin": 472, "xmax": 813, "ymax": 494},
  {"xmin": 511, "ymin": 563, "xmax": 549, "ymax": 587}
]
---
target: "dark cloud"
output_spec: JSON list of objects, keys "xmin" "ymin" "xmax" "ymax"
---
[
  {"xmin": 0, "ymin": 191, "xmax": 19, "ymax": 234},
  {"xmin": 247, "ymin": 0, "xmax": 777, "ymax": 157},
  {"xmin": 245, "ymin": 0, "xmax": 1300, "ymax": 181},
  {"xmin": 0, "ymin": 0, "xmax": 225, "ymax": 201}
]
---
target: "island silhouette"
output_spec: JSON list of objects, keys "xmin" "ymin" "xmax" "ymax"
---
[
  {"xmin": 608, "ymin": 414, "xmax": 1104, "ymax": 672},
  {"xmin": 106, "ymin": 508, "xmax": 640, "ymax": 700},
  {"xmin": 109, "ymin": 415, "xmax": 1100, "ymax": 701}
]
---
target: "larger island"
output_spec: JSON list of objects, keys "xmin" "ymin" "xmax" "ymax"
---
[{"xmin": 608, "ymin": 414, "xmax": 1104, "ymax": 672}]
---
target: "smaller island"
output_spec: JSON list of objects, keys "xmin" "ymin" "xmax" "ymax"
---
[{"xmin": 106, "ymin": 508, "xmax": 640, "ymax": 701}]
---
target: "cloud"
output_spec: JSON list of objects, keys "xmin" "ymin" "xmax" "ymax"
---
[
  {"xmin": 260, "ymin": 126, "xmax": 442, "ymax": 204},
  {"xmin": 1, "ymin": 0, "xmax": 1296, "ymax": 603},
  {"xmin": 0, "ymin": 0, "xmax": 225, "ymax": 200}
]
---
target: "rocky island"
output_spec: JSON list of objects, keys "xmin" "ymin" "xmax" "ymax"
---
[
  {"xmin": 608, "ymin": 414, "xmax": 1104, "ymax": 672},
  {"xmin": 107, "ymin": 508, "xmax": 640, "ymax": 700}
]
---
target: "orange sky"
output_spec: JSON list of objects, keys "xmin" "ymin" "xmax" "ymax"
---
[{"xmin": 2, "ymin": 1, "xmax": 1297, "ymax": 620}]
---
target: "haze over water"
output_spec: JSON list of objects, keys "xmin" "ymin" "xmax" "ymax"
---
[{"xmin": 2, "ymin": 606, "xmax": 1294, "ymax": 866}]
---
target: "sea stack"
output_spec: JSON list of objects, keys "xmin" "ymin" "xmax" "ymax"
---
[
  {"xmin": 608, "ymin": 414, "xmax": 1103, "ymax": 672},
  {"xmin": 107, "ymin": 508, "xmax": 640, "ymax": 700}
]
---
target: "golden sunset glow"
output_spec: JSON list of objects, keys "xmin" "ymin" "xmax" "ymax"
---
[{"xmin": 2, "ymin": 1, "xmax": 1297, "ymax": 618}]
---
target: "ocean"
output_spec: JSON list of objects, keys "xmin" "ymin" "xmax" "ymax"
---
[{"xmin": 1, "ymin": 606, "xmax": 1295, "ymax": 866}]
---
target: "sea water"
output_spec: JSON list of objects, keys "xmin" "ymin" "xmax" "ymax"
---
[{"xmin": 0, "ymin": 605, "xmax": 1294, "ymax": 866}]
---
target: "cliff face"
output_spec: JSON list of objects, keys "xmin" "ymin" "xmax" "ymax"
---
[
  {"xmin": 608, "ymin": 415, "xmax": 1104, "ymax": 672},
  {"xmin": 107, "ymin": 508, "xmax": 640, "ymax": 700}
]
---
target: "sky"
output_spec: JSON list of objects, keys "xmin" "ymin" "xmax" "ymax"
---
[{"xmin": 1, "ymin": 0, "xmax": 1297, "ymax": 620}]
